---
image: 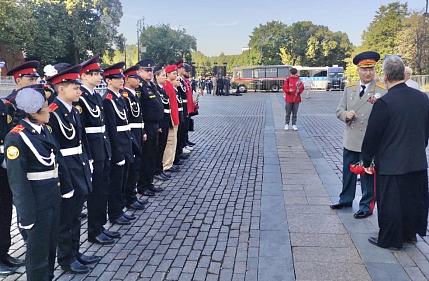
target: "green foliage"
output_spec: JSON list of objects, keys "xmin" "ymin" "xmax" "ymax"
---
[
  {"xmin": 1, "ymin": 0, "xmax": 123, "ymax": 69},
  {"xmin": 139, "ymin": 24, "xmax": 197, "ymax": 66}
]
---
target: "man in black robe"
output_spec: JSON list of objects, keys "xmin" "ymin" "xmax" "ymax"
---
[{"xmin": 362, "ymin": 55, "xmax": 429, "ymax": 250}]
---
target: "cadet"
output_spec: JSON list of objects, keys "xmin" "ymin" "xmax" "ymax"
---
[
  {"xmin": 331, "ymin": 51, "xmax": 387, "ymax": 219},
  {"xmin": 6, "ymin": 61, "xmax": 40, "ymax": 104},
  {"xmin": 5, "ymin": 87, "xmax": 68, "ymax": 281},
  {"xmin": 122, "ymin": 64, "xmax": 147, "ymax": 210},
  {"xmin": 102, "ymin": 62, "xmax": 136, "ymax": 225},
  {"xmin": 77, "ymin": 55, "xmax": 118, "ymax": 245},
  {"xmin": 136, "ymin": 59, "xmax": 164, "ymax": 196},
  {"xmin": 46, "ymin": 65, "xmax": 99, "ymax": 274},
  {"xmin": 153, "ymin": 65, "xmax": 173, "ymax": 181}
]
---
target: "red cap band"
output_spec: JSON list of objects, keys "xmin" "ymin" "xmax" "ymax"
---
[
  {"xmin": 80, "ymin": 63, "xmax": 101, "ymax": 74},
  {"xmin": 13, "ymin": 68, "xmax": 38, "ymax": 79},
  {"xmin": 51, "ymin": 73, "xmax": 80, "ymax": 85},
  {"xmin": 104, "ymin": 68, "xmax": 123, "ymax": 77},
  {"xmin": 125, "ymin": 70, "xmax": 138, "ymax": 77}
]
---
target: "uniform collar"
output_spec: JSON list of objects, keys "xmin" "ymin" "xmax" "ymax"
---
[
  {"xmin": 124, "ymin": 87, "xmax": 136, "ymax": 96},
  {"xmin": 23, "ymin": 119, "xmax": 43, "ymax": 134},
  {"xmin": 56, "ymin": 97, "xmax": 73, "ymax": 113}
]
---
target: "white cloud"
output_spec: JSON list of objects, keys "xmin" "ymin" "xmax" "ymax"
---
[{"xmin": 209, "ymin": 21, "xmax": 239, "ymax": 27}]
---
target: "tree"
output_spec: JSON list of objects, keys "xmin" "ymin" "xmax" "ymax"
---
[
  {"xmin": 0, "ymin": 0, "xmax": 36, "ymax": 70},
  {"xmin": 139, "ymin": 24, "xmax": 197, "ymax": 66},
  {"xmin": 249, "ymin": 21, "xmax": 287, "ymax": 65}
]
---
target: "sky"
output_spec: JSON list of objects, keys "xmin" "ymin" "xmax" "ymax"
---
[{"xmin": 118, "ymin": 0, "xmax": 426, "ymax": 57}]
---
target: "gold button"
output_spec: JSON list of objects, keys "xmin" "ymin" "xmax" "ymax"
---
[
  {"xmin": 57, "ymin": 182, "xmax": 61, "ymax": 186},
  {"xmin": 104, "ymin": 136, "xmax": 107, "ymax": 139},
  {"xmin": 83, "ymin": 162, "xmax": 86, "ymax": 165},
  {"xmin": 361, "ymin": 114, "xmax": 364, "ymax": 117},
  {"xmin": 351, "ymin": 127, "xmax": 354, "ymax": 129},
  {"xmin": 79, "ymin": 140, "xmax": 82, "ymax": 143}
]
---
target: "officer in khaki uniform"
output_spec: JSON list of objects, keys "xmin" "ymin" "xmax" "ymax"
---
[{"xmin": 331, "ymin": 51, "xmax": 387, "ymax": 219}]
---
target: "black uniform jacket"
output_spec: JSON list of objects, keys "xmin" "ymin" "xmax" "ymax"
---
[
  {"xmin": 122, "ymin": 88, "xmax": 145, "ymax": 151},
  {"xmin": 0, "ymin": 99, "xmax": 11, "ymax": 164},
  {"xmin": 177, "ymin": 78, "xmax": 188, "ymax": 116},
  {"xmin": 5, "ymin": 121, "xmax": 71, "ymax": 227},
  {"xmin": 362, "ymin": 83, "xmax": 429, "ymax": 175},
  {"xmin": 48, "ymin": 98, "xmax": 92, "ymax": 196},
  {"xmin": 138, "ymin": 81, "xmax": 164, "ymax": 126},
  {"xmin": 102, "ymin": 89, "xmax": 134, "ymax": 164},
  {"xmin": 75, "ymin": 86, "xmax": 112, "ymax": 161},
  {"xmin": 155, "ymin": 85, "xmax": 172, "ymax": 129}
]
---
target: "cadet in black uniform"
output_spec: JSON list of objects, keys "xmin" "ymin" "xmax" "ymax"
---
[
  {"xmin": 46, "ymin": 65, "xmax": 99, "ymax": 274},
  {"xmin": 0, "ymin": 97, "xmax": 24, "ymax": 276},
  {"xmin": 77, "ymin": 55, "xmax": 118, "ymax": 245},
  {"xmin": 153, "ymin": 65, "xmax": 172, "ymax": 181},
  {"xmin": 102, "ymin": 62, "xmax": 136, "ymax": 225},
  {"xmin": 122, "ymin": 64, "xmax": 148, "ymax": 210},
  {"xmin": 136, "ymin": 59, "xmax": 164, "ymax": 195},
  {"xmin": 5, "ymin": 87, "xmax": 69, "ymax": 281}
]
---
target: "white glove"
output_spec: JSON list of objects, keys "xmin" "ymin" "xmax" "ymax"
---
[
  {"xmin": 116, "ymin": 159, "xmax": 126, "ymax": 166},
  {"xmin": 1, "ymin": 160, "xmax": 6, "ymax": 169},
  {"xmin": 346, "ymin": 110, "xmax": 356, "ymax": 120}
]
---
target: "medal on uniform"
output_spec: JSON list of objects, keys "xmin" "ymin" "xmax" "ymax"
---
[{"xmin": 6, "ymin": 146, "xmax": 19, "ymax": 160}]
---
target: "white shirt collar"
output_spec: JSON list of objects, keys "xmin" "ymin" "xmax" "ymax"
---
[
  {"xmin": 24, "ymin": 120, "xmax": 43, "ymax": 134},
  {"xmin": 359, "ymin": 81, "xmax": 371, "ymax": 90},
  {"xmin": 57, "ymin": 97, "xmax": 73, "ymax": 113},
  {"xmin": 81, "ymin": 84, "xmax": 95, "ymax": 95}
]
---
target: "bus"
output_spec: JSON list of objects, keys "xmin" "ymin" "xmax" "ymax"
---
[
  {"xmin": 231, "ymin": 65, "xmax": 292, "ymax": 93},
  {"xmin": 294, "ymin": 66, "xmax": 329, "ymax": 90},
  {"xmin": 231, "ymin": 64, "xmax": 343, "ymax": 93}
]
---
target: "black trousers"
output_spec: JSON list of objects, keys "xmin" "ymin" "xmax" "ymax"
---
[
  {"xmin": 108, "ymin": 161, "xmax": 129, "ymax": 220},
  {"xmin": 57, "ymin": 194, "xmax": 85, "ymax": 267},
  {"xmin": 0, "ymin": 167, "xmax": 12, "ymax": 261},
  {"xmin": 138, "ymin": 123, "xmax": 158, "ymax": 190},
  {"xmin": 87, "ymin": 158, "xmax": 110, "ymax": 239},
  {"xmin": 124, "ymin": 155, "xmax": 139, "ymax": 206},
  {"xmin": 25, "ymin": 203, "xmax": 60, "ymax": 281},
  {"xmin": 154, "ymin": 127, "xmax": 169, "ymax": 175},
  {"xmin": 174, "ymin": 123, "xmax": 184, "ymax": 165},
  {"xmin": 377, "ymin": 170, "xmax": 428, "ymax": 249},
  {"xmin": 180, "ymin": 116, "xmax": 190, "ymax": 149}
]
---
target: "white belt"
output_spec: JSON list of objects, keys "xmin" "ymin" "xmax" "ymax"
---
[
  {"xmin": 129, "ymin": 123, "xmax": 145, "ymax": 129},
  {"xmin": 178, "ymin": 108, "xmax": 183, "ymax": 112},
  {"xmin": 85, "ymin": 125, "xmax": 105, "ymax": 134},
  {"xmin": 27, "ymin": 167, "xmax": 58, "ymax": 181},
  {"xmin": 182, "ymin": 99, "xmax": 188, "ymax": 103},
  {"xmin": 164, "ymin": 109, "xmax": 171, "ymax": 113},
  {"xmin": 117, "ymin": 125, "xmax": 131, "ymax": 132},
  {"xmin": 60, "ymin": 145, "xmax": 83, "ymax": 157},
  {"xmin": 0, "ymin": 145, "xmax": 4, "ymax": 154}
]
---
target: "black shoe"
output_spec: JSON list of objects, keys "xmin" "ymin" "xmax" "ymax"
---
[
  {"xmin": 166, "ymin": 166, "xmax": 180, "ymax": 172},
  {"xmin": 161, "ymin": 172, "xmax": 172, "ymax": 178},
  {"xmin": 368, "ymin": 236, "xmax": 402, "ymax": 251},
  {"xmin": 354, "ymin": 210, "xmax": 372, "ymax": 219},
  {"xmin": 404, "ymin": 235, "xmax": 417, "ymax": 243},
  {"xmin": 179, "ymin": 154, "xmax": 189, "ymax": 159},
  {"xmin": 187, "ymin": 141, "xmax": 196, "ymax": 146},
  {"xmin": 149, "ymin": 186, "xmax": 164, "ymax": 193},
  {"xmin": 2, "ymin": 255, "xmax": 25, "ymax": 267},
  {"xmin": 61, "ymin": 260, "xmax": 90, "ymax": 274},
  {"xmin": 103, "ymin": 229, "xmax": 121, "ymax": 239},
  {"xmin": 137, "ymin": 198, "xmax": 148, "ymax": 205},
  {"xmin": 110, "ymin": 216, "xmax": 131, "ymax": 225},
  {"xmin": 79, "ymin": 212, "xmax": 87, "ymax": 219},
  {"xmin": 154, "ymin": 174, "xmax": 170, "ymax": 181},
  {"xmin": 137, "ymin": 188, "xmax": 156, "ymax": 197},
  {"xmin": 174, "ymin": 160, "xmax": 184, "ymax": 165},
  {"xmin": 330, "ymin": 202, "xmax": 352, "ymax": 209},
  {"xmin": 127, "ymin": 201, "xmax": 146, "ymax": 210},
  {"xmin": 0, "ymin": 261, "xmax": 15, "ymax": 276},
  {"xmin": 122, "ymin": 213, "xmax": 136, "ymax": 220},
  {"xmin": 78, "ymin": 254, "xmax": 101, "ymax": 265},
  {"xmin": 88, "ymin": 233, "xmax": 115, "ymax": 245}
]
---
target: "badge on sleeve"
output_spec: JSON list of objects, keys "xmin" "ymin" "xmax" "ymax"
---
[
  {"xmin": 6, "ymin": 146, "xmax": 19, "ymax": 160},
  {"xmin": 7, "ymin": 115, "xmax": 12, "ymax": 124},
  {"xmin": 74, "ymin": 105, "xmax": 83, "ymax": 114}
]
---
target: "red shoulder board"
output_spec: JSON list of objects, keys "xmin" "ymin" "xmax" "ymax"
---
[
  {"xmin": 5, "ymin": 100, "xmax": 11, "ymax": 104},
  {"xmin": 122, "ymin": 92, "xmax": 129, "ymax": 98},
  {"xmin": 106, "ymin": 93, "xmax": 113, "ymax": 100},
  {"xmin": 49, "ymin": 103, "xmax": 59, "ymax": 112},
  {"xmin": 10, "ymin": 125, "xmax": 25, "ymax": 134}
]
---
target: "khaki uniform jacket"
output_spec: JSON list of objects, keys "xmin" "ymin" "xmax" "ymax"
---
[{"xmin": 336, "ymin": 80, "xmax": 387, "ymax": 152}]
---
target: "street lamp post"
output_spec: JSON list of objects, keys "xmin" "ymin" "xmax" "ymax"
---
[
  {"xmin": 213, "ymin": 62, "xmax": 218, "ymax": 76},
  {"xmin": 191, "ymin": 62, "xmax": 196, "ymax": 78},
  {"xmin": 223, "ymin": 61, "xmax": 227, "ymax": 77},
  {"xmin": 136, "ymin": 17, "xmax": 145, "ymax": 62}
]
